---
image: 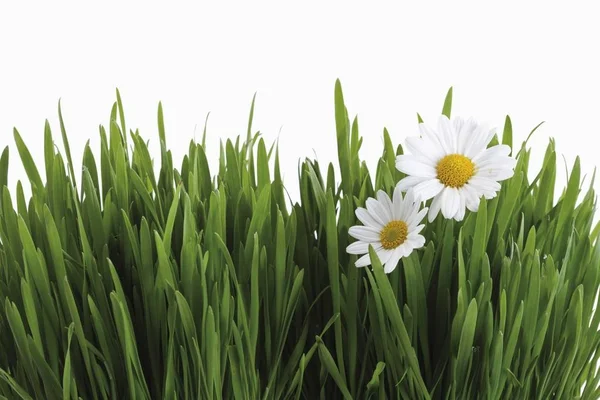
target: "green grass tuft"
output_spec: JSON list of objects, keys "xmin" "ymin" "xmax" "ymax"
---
[{"xmin": 0, "ymin": 82, "xmax": 599, "ymax": 399}]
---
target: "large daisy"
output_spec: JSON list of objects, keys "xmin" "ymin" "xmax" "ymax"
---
[
  {"xmin": 396, "ymin": 115, "xmax": 516, "ymax": 222},
  {"xmin": 346, "ymin": 187, "xmax": 427, "ymax": 273}
]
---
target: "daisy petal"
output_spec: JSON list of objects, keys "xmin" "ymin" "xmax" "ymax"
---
[
  {"xmin": 413, "ymin": 179, "xmax": 444, "ymax": 201},
  {"xmin": 456, "ymin": 117, "xmax": 478, "ymax": 154},
  {"xmin": 355, "ymin": 253, "xmax": 372, "ymax": 268},
  {"xmin": 404, "ymin": 188, "xmax": 417, "ymax": 205},
  {"xmin": 475, "ymin": 156, "xmax": 517, "ymax": 170},
  {"xmin": 419, "ymin": 122, "xmax": 443, "ymax": 147},
  {"xmin": 453, "ymin": 116, "xmax": 464, "ymax": 143},
  {"xmin": 376, "ymin": 191, "xmax": 394, "ymax": 219},
  {"xmin": 472, "ymin": 144, "xmax": 511, "ymax": 163},
  {"xmin": 483, "ymin": 191, "xmax": 498, "ymax": 200},
  {"xmin": 462, "ymin": 183, "xmax": 481, "ymax": 212},
  {"xmin": 469, "ymin": 176, "xmax": 502, "ymax": 193},
  {"xmin": 407, "ymin": 208, "xmax": 428, "ymax": 229},
  {"xmin": 437, "ymin": 115, "xmax": 456, "ymax": 153},
  {"xmin": 395, "ymin": 155, "xmax": 437, "ymax": 178},
  {"xmin": 397, "ymin": 176, "xmax": 428, "ymax": 191},
  {"xmin": 428, "ymin": 193, "xmax": 443, "ymax": 222},
  {"xmin": 454, "ymin": 192, "xmax": 466, "ymax": 221},
  {"xmin": 392, "ymin": 186, "xmax": 405, "ymax": 220},
  {"xmin": 409, "ymin": 224, "xmax": 425, "ymax": 235},
  {"xmin": 375, "ymin": 248, "xmax": 393, "ymax": 265},
  {"xmin": 384, "ymin": 248, "xmax": 403, "ymax": 274},
  {"xmin": 348, "ymin": 226, "xmax": 380, "ymax": 242},
  {"xmin": 406, "ymin": 235, "xmax": 426, "ymax": 249},
  {"xmin": 398, "ymin": 243, "xmax": 414, "ymax": 258},
  {"xmin": 346, "ymin": 241, "xmax": 380, "ymax": 255},
  {"xmin": 405, "ymin": 136, "xmax": 443, "ymax": 163},
  {"xmin": 393, "ymin": 183, "xmax": 404, "ymax": 205},
  {"xmin": 476, "ymin": 167, "xmax": 515, "ymax": 181},
  {"xmin": 397, "ymin": 189, "xmax": 417, "ymax": 221},
  {"xmin": 441, "ymin": 187, "xmax": 460, "ymax": 219},
  {"xmin": 465, "ymin": 125, "xmax": 494, "ymax": 158},
  {"xmin": 366, "ymin": 198, "xmax": 389, "ymax": 226},
  {"xmin": 355, "ymin": 208, "xmax": 383, "ymax": 229}
]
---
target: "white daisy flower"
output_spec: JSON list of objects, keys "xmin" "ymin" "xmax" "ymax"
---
[
  {"xmin": 346, "ymin": 187, "xmax": 428, "ymax": 274},
  {"xmin": 396, "ymin": 115, "xmax": 516, "ymax": 222}
]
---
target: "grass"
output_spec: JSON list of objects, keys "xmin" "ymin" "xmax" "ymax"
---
[{"xmin": 0, "ymin": 80, "xmax": 599, "ymax": 399}]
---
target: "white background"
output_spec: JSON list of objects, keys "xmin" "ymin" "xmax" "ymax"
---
[{"xmin": 1, "ymin": 2, "xmax": 599, "ymax": 208}]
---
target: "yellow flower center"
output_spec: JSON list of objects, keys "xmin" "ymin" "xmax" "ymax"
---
[
  {"xmin": 379, "ymin": 220, "xmax": 408, "ymax": 250},
  {"xmin": 436, "ymin": 154, "xmax": 475, "ymax": 188}
]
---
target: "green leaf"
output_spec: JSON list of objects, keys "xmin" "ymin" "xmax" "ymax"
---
[
  {"xmin": 441, "ymin": 87, "xmax": 453, "ymax": 118},
  {"xmin": 502, "ymin": 115, "xmax": 513, "ymax": 151},
  {"xmin": 369, "ymin": 246, "xmax": 429, "ymax": 397},
  {"xmin": 455, "ymin": 299, "xmax": 477, "ymax": 387},
  {"xmin": 334, "ymin": 79, "xmax": 353, "ymax": 194},
  {"xmin": 14, "ymin": 128, "xmax": 44, "ymax": 192},
  {"xmin": 62, "ymin": 324, "xmax": 75, "ymax": 400},
  {"xmin": 325, "ymin": 191, "xmax": 346, "ymax": 381},
  {"xmin": 316, "ymin": 337, "xmax": 352, "ymax": 400}
]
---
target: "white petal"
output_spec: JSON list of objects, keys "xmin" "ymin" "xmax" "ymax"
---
[
  {"xmin": 397, "ymin": 189, "xmax": 415, "ymax": 221},
  {"xmin": 454, "ymin": 191, "xmax": 467, "ymax": 221},
  {"xmin": 452, "ymin": 116, "xmax": 464, "ymax": 142},
  {"xmin": 466, "ymin": 179, "xmax": 496, "ymax": 201},
  {"xmin": 483, "ymin": 191, "xmax": 498, "ymax": 200},
  {"xmin": 419, "ymin": 122, "xmax": 442, "ymax": 146},
  {"xmin": 355, "ymin": 208, "xmax": 383, "ymax": 229},
  {"xmin": 453, "ymin": 116, "xmax": 466, "ymax": 154},
  {"xmin": 409, "ymin": 224, "xmax": 425, "ymax": 236},
  {"xmin": 437, "ymin": 115, "xmax": 456, "ymax": 153},
  {"xmin": 461, "ymin": 129, "xmax": 481, "ymax": 159},
  {"xmin": 404, "ymin": 188, "xmax": 417, "ymax": 205},
  {"xmin": 481, "ymin": 128, "xmax": 497, "ymax": 148},
  {"xmin": 405, "ymin": 136, "xmax": 443, "ymax": 163},
  {"xmin": 441, "ymin": 187, "xmax": 460, "ymax": 219},
  {"xmin": 462, "ymin": 183, "xmax": 481, "ymax": 212},
  {"xmin": 472, "ymin": 144, "xmax": 511, "ymax": 163},
  {"xmin": 397, "ymin": 176, "xmax": 428, "ymax": 191},
  {"xmin": 375, "ymin": 248, "xmax": 394, "ymax": 265},
  {"xmin": 475, "ymin": 155, "xmax": 517, "ymax": 170},
  {"xmin": 423, "ymin": 134, "xmax": 449, "ymax": 158},
  {"xmin": 465, "ymin": 125, "xmax": 495, "ymax": 159},
  {"xmin": 353, "ymin": 246, "xmax": 395, "ymax": 268},
  {"xmin": 469, "ymin": 176, "xmax": 502, "ymax": 193},
  {"xmin": 476, "ymin": 167, "xmax": 515, "ymax": 181},
  {"xmin": 398, "ymin": 243, "xmax": 414, "ymax": 257},
  {"xmin": 392, "ymin": 186, "xmax": 405, "ymax": 220},
  {"xmin": 393, "ymin": 183, "xmax": 404, "ymax": 204},
  {"xmin": 413, "ymin": 179, "xmax": 444, "ymax": 202},
  {"xmin": 407, "ymin": 208, "xmax": 428, "ymax": 229},
  {"xmin": 473, "ymin": 152, "xmax": 509, "ymax": 165},
  {"xmin": 355, "ymin": 253, "xmax": 372, "ymax": 268},
  {"xmin": 376, "ymin": 191, "xmax": 394, "ymax": 219},
  {"xmin": 366, "ymin": 198, "xmax": 390, "ymax": 226},
  {"xmin": 456, "ymin": 117, "xmax": 478, "ymax": 154},
  {"xmin": 406, "ymin": 235, "xmax": 426, "ymax": 249},
  {"xmin": 395, "ymin": 155, "xmax": 437, "ymax": 178},
  {"xmin": 346, "ymin": 241, "xmax": 381, "ymax": 255},
  {"xmin": 348, "ymin": 226, "xmax": 380, "ymax": 242},
  {"xmin": 428, "ymin": 193, "xmax": 443, "ymax": 222},
  {"xmin": 384, "ymin": 248, "xmax": 403, "ymax": 274}
]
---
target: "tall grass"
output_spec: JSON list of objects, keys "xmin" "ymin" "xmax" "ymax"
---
[{"xmin": 0, "ymin": 81, "xmax": 599, "ymax": 399}]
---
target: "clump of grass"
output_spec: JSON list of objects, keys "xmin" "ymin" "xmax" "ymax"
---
[{"xmin": 0, "ymin": 81, "xmax": 599, "ymax": 399}]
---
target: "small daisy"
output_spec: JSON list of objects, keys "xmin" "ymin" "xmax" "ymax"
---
[
  {"xmin": 346, "ymin": 187, "xmax": 428, "ymax": 273},
  {"xmin": 396, "ymin": 115, "xmax": 516, "ymax": 222}
]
